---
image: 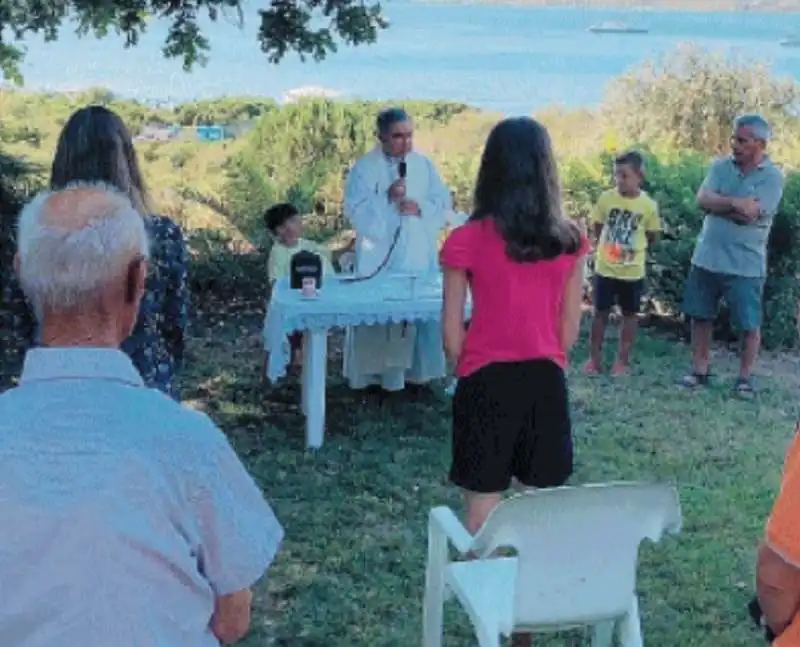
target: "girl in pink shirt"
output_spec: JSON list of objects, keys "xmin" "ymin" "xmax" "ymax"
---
[{"xmin": 440, "ymin": 117, "xmax": 589, "ymax": 537}]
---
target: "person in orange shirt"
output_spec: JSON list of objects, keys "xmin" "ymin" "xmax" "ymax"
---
[{"xmin": 756, "ymin": 422, "xmax": 800, "ymax": 644}]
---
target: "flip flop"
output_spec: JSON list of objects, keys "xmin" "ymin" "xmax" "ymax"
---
[
  {"xmin": 677, "ymin": 372, "xmax": 710, "ymax": 389},
  {"xmin": 733, "ymin": 377, "xmax": 756, "ymax": 399},
  {"xmin": 610, "ymin": 362, "xmax": 630, "ymax": 376},
  {"xmin": 583, "ymin": 359, "xmax": 602, "ymax": 375}
]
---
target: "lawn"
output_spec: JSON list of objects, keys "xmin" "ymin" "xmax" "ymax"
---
[{"xmin": 182, "ymin": 299, "xmax": 798, "ymax": 646}]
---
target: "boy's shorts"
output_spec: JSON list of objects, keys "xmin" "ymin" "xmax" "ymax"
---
[
  {"xmin": 450, "ymin": 359, "xmax": 573, "ymax": 494},
  {"xmin": 682, "ymin": 264, "xmax": 764, "ymax": 332},
  {"xmin": 288, "ymin": 331, "xmax": 303, "ymax": 351},
  {"xmin": 593, "ymin": 275, "xmax": 644, "ymax": 316}
]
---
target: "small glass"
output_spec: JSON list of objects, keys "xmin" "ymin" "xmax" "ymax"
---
[{"xmin": 301, "ymin": 277, "xmax": 318, "ymax": 297}]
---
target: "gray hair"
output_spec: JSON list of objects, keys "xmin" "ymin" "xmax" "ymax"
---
[
  {"xmin": 51, "ymin": 105, "xmax": 151, "ymax": 217},
  {"xmin": 376, "ymin": 107, "xmax": 411, "ymax": 136},
  {"xmin": 734, "ymin": 113, "xmax": 771, "ymax": 143},
  {"xmin": 16, "ymin": 182, "xmax": 150, "ymax": 317}
]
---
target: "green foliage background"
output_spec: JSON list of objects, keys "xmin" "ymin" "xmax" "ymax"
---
[{"xmin": 2, "ymin": 45, "xmax": 800, "ymax": 347}]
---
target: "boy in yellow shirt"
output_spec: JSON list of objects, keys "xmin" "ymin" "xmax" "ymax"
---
[
  {"xmin": 265, "ymin": 202, "xmax": 335, "ymax": 368},
  {"xmin": 584, "ymin": 151, "xmax": 661, "ymax": 375}
]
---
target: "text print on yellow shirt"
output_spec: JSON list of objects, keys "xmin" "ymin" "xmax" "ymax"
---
[
  {"xmin": 601, "ymin": 207, "xmax": 642, "ymax": 266},
  {"xmin": 593, "ymin": 190, "xmax": 660, "ymax": 281}
]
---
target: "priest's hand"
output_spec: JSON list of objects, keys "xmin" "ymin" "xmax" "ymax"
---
[
  {"xmin": 398, "ymin": 198, "xmax": 421, "ymax": 216},
  {"xmin": 388, "ymin": 179, "xmax": 406, "ymax": 201}
]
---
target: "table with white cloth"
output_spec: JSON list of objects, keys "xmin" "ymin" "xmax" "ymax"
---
[{"xmin": 263, "ymin": 272, "xmax": 457, "ymax": 449}]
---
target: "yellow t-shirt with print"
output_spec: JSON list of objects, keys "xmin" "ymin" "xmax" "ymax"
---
[
  {"xmin": 592, "ymin": 189, "xmax": 661, "ymax": 281},
  {"xmin": 268, "ymin": 238, "xmax": 336, "ymax": 284}
]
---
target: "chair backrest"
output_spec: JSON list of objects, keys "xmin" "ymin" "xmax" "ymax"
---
[{"xmin": 471, "ymin": 482, "xmax": 682, "ymax": 626}]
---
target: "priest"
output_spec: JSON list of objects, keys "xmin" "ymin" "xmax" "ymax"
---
[{"xmin": 342, "ymin": 107, "xmax": 450, "ymax": 393}]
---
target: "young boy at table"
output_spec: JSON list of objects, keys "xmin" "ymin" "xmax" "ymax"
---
[{"xmin": 265, "ymin": 202, "xmax": 335, "ymax": 372}]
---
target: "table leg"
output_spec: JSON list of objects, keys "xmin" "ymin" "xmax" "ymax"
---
[
  {"xmin": 301, "ymin": 331, "xmax": 309, "ymax": 415},
  {"xmin": 302, "ymin": 329, "xmax": 327, "ymax": 449}
]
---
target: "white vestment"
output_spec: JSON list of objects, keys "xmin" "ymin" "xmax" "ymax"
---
[
  {"xmin": 342, "ymin": 146, "xmax": 449, "ymax": 391},
  {"xmin": 445, "ymin": 208, "xmax": 469, "ymax": 229}
]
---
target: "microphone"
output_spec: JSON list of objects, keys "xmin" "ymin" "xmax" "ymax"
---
[{"xmin": 398, "ymin": 160, "xmax": 407, "ymax": 179}]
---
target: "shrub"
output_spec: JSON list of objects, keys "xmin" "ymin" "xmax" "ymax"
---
[
  {"xmin": 763, "ymin": 173, "xmax": 800, "ymax": 347},
  {"xmin": 603, "ymin": 45, "xmax": 800, "ymax": 156},
  {"xmin": 186, "ymin": 229, "xmax": 268, "ymax": 303}
]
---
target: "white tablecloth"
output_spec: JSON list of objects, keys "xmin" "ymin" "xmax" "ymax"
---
[
  {"xmin": 263, "ymin": 273, "xmax": 449, "ymax": 382},
  {"xmin": 262, "ymin": 272, "xmax": 461, "ymax": 449}
]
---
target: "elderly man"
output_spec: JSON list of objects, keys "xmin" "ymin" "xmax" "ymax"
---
[
  {"xmin": 0, "ymin": 185, "xmax": 283, "ymax": 646},
  {"xmin": 678, "ymin": 114, "xmax": 784, "ymax": 398},
  {"xmin": 343, "ymin": 107, "xmax": 450, "ymax": 394}
]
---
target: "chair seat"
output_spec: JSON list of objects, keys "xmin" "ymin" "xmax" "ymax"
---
[{"xmin": 446, "ymin": 557, "xmax": 630, "ymax": 634}]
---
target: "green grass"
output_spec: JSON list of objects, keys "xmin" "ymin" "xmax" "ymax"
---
[{"xmin": 182, "ymin": 300, "xmax": 798, "ymax": 646}]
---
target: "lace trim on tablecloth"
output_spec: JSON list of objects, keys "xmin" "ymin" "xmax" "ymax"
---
[{"xmin": 262, "ymin": 304, "xmax": 445, "ymax": 382}]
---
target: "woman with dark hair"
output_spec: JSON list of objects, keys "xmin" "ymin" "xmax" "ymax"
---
[
  {"xmin": 50, "ymin": 105, "xmax": 189, "ymax": 399},
  {"xmin": 440, "ymin": 116, "xmax": 588, "ymax": 534}
]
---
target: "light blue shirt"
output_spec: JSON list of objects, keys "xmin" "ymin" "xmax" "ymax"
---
[
  {"xmin": 692, "ymin": 156, "xmax": 784, "ymax": 278},
  {"xmin": 0, "ymin": 348, "xmax": 284, "ymax": 647}
]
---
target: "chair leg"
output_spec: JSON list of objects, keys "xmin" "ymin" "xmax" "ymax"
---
[
  {"xmin": 618, "ymin": 596, "xmax": 644, "ymax": 647},
  {"xmin": 592, "ymin": 620, "xmax": 615, "ymax": 647},
  {"xmin": 421, "ymin": 583, "xmax": 445, "ymax": 647},
  {"xmin": 475, "ymin": 625, "xmax": 501, "ymax": 647},
  {"xmin": 422, "ymin": 545, "xmax": 447, "ymax": 647}
]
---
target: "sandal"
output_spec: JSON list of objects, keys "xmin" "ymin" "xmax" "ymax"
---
[
  {"xmin": 583, "ymin": 359, "xmax": 602, "ymax": 375},
  {"xmin": 733, "ymin": 377, "xmax": 756, "ymax": 399},
  {"xmin": 610, "ymin": 362, "xmax": 630, "ymax": 376},
  {"xmin": 677, "ymin": 372, "xmax": 710, "ymax": 389}
]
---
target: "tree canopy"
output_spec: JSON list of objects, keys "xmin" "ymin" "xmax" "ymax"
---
[{"xmin": 0, "ymin": 0, "xmax": 389, "ymax": 84}]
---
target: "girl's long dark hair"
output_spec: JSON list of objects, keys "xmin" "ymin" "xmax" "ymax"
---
[
  {"xmin": 471, "ymin": 117, "xmax": 581, "ymax": 262},
  {"xmin": 50, "ymin": 105, "xmax": 151, "ymax": 217}
]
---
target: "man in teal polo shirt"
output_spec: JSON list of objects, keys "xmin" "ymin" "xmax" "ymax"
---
[{"xmin": 679, "ymin": 114, "xmax": 784, "ymax": 397}]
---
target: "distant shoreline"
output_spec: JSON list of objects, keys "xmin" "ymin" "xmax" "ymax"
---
[{"xmin": 429, "ymin": 0, "xmax": 800, "ymax": 12}]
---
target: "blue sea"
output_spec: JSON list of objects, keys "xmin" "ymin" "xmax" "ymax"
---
[{"xmin": 12, "ymin": 2, "xmax": 800, "ymax": 114}]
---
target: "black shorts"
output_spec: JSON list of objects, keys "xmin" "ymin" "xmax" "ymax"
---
[
  {"xmin": 593, "ymin": 275, "xmax": 644, "ymax": 315},
  {"xmin": 450, "ymin": 359, "xmax": 573, "ymax": 494},
  {"xmin": 288, "ymin": 331, "xmax": 303, "ymax": 351}
]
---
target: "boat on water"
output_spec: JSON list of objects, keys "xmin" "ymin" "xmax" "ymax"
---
[
  {"xmin": 588, "ymin": 21, "xmax": 649, "ymax": 35},
  {"xmin": 282, "ymin": 86, "xmax": 341, "ymax": 103}
]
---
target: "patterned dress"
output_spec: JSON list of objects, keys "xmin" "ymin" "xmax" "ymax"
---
[
  {"xmin": 0, "ymin": 214, "xmax": 190, "ymax": 399},
  {"xmin": 0, "ymin": 216, "xmax": 35, "ymax": 390}
]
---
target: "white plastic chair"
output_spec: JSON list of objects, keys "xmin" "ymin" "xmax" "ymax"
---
[{"xmin": 422, "ymin": 482, "xmax": 682, "ymax": 647}]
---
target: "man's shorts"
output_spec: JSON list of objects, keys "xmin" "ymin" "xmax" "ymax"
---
[
  {"xmin": 682, "ymin": 264, "xmax": 765, "ymax": 332},
  {"xmin": 593, "ymin": 275, "xmax": 644, "ymax": 316}
]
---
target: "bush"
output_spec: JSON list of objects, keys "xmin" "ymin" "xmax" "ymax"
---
[
  {"xmin": 603, "ymin": 45, "xmax": 800, "ymax": 156},
  {"xmin": 763, "ymin": 174, "xmax": 800, "ymax": 347},
  {"xmin": 186, "ymin": 229, "xmax": 268, "ymax": 302}
]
